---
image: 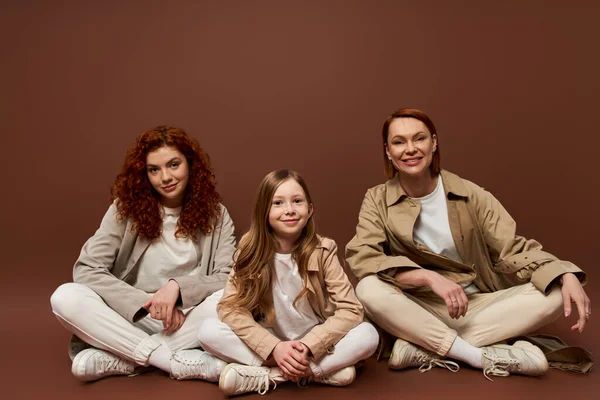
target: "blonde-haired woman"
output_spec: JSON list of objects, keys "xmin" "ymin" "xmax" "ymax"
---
[{"xmin": 198, "ymin": 169, "xmax": 379, "ymax": 396}]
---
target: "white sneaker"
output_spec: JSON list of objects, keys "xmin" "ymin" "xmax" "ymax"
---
[
  {"xmin": 313, "ymin": 365, "xmax": 356, "ymax": 386},
  {"xmin": 389, "ymin": 338, "xmax": 459, "ymax": 373},
  {"xmin": 170, "ymin": 349, "xmax": 227, "ymax": 381},
  {"xmin": 219, "ymin": 363, "xmax": 277, "ymax": 396},
  {"xmin": 71, "ymin": 348, "xmax": 134, "ymax": 382},
  {"xmin": 482, "ymin": 340, "xmax": 548, "ymax": 381}
]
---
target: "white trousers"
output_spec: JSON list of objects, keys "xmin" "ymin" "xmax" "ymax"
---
[
  {"xmin": 198, "ymin": 318, "xmax": 379, "ymax": 376},
  {"xmin": 50, "ymin": 282, "xmax": 223, "ymax": 366}
]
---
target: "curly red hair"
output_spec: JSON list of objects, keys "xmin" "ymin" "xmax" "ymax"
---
[{"xmin": 111, "ymin": 126, "xmax": 221, "ymax": 240}]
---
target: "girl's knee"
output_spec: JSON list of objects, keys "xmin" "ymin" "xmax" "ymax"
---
[
  {"xmin": 197, "ymin": 317, "xmax": 222, "ymax": 347},
  {"xmin": 355, "ymin": 322, "xmax": 380, "ymax": 358}
]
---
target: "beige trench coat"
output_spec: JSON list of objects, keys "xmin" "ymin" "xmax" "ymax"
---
[
  {"xmin": 218, "ymin": 237, "xmax": 364, "ymax": 361},
  {"xmin": 346, "ymin": 170, "xmax": 585, "ymax": 294}
]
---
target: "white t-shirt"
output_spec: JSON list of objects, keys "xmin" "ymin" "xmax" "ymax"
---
[
  {"xmin": 270, "ymin": 253, "xmax": 319, "ymax": 340},
  {"xmin": 412, "ymin": 177, "xmax": 480, "ymax": 295},
  {"xmin": 131, "ymin": 206, "xmax": 199, "ymax": 293}
]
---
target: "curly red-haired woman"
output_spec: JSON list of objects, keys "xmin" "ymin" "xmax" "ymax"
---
[{"xmin": 50, "ymin": 126, "xmax": 236, "ymax": 383}]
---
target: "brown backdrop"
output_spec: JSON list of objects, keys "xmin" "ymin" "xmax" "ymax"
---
[{"xmin": 1, "ymin": 1, "xmax": 598, "ymax": 398}]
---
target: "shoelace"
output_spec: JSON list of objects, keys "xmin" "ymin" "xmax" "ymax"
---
[
  {"xmin": 418, "ymin": 359, "xmax": 460, "ymax": 373},
  {"xmin": 482, "ymin": 354, "xmax": 520, "ymax": 381},
  {"xmin": 237, "ymin": 368, "xmax": 275, "ymax": 395},
  {"xmin": 98, "ymin": 355, "xmax": 132, "ymax": 374},
  {"xmin": 171, "ymin": 353, "xmax": 206, "ymax": 378},
  {"xmin": 413, "ymin": 350, "xmax": 460, "ymax": 373}
]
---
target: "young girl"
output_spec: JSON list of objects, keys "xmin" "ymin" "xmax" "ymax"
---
[
  {"xmin": 50, "ymin": 126, "xmax": 236, "ymax": 382},
  {"xmin": 198, "ymin": 169, "xmax": 379, "ymax": 395}
]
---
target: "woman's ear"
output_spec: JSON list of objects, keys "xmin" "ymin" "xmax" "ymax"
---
[
  {"xmin": 432, "ymin": 134, "xmax": 438, "ymax": 153},
  {"xmin": 308, "ymin": 203, "xmax": 314, "ymax": 219}
]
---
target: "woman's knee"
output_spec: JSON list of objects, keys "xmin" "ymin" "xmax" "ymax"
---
[
  {"xmin": 356, "ymin": 275, "xmax": 409, "ymax": 318},
  {"xmin": 356, "ymin": 275, "xmax": 389, "ymax": 310},
  {"xmin": 543, "ymin": 285, "xmax": 565, "ymax": 320},
  {"xmin": 50, "ymin": 283, "xmax": 86, "ymax": 318},
  {"xmin": 522, "ymin": 283, "xmax": 564, "ymax": 321}
]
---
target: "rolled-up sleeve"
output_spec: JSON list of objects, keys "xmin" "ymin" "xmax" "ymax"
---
[{"xmin": 470, "ymin": 183, "xmax": 585, "ymax": 293}]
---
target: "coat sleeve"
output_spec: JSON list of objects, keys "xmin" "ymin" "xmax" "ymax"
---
[
  {"xmin": 300, "ymin": 240, "xmax": 366, "ymax": 360},
  {"xmin": 345, "ymin": 189, "xmax": 421, "ymax": 285},
  {"xmin": 73, "ymin": 204, "xmax": 152, "ymax": 323},
  {"xmin": 469, "ymin": 182, "xmax": 585, "ymax": 293},
  {"xmin": 217, "ymin": 270, "xmax": 281, "ymax": 361},
  {"xmin": 171, "ymin": 205, "xmax": 237, "ymax": 309}
]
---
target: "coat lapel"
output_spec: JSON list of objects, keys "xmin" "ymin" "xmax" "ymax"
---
[
  {"xmin": 123, "ymin": 236, "xmax": 151, "ymax": 278},
  {"xmin": 387, "ymin": 200, "xmax": 420, "ymax": 247}
]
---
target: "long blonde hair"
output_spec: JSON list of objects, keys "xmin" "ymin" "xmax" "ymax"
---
[{"xmin": 218, "ymin": 169, "xmax": 319, "ymax": 325}]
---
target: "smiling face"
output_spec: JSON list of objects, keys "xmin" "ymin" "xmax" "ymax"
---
[
  {"xmin": 385, "ymin": 117, "xmax": 438, "ymax": 180},
  {"xmin": 268, "ymin": 178, "xmax": 313, "ymax": 252},
  {"xmin": 146, "ymin": 145, "xmax": 189, "ymax": 208}
]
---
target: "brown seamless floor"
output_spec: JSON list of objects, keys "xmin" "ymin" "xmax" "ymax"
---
[{"xmin": 3, "ymin": 267, "xmax": 597, "ymax": 400}]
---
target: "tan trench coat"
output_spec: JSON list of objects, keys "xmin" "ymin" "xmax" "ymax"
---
[
  {"xmin": 218, "ymin": 237, "xmax": 364, "ymax": 361},
  {"xmin": 346, "ymin": 170, "xmax": 585, "ymax": 294}
]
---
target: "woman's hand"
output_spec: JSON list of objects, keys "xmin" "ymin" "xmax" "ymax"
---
[
  {"xmin": 270, "ymin": 341, "xmax": 310, "ymax": 381},
  {"xmin": 426, "ymin": 271, "xmax": 468, "ymax": 319},
  {"xmin": 164, "ymin": 308, "xmax": 186, "ymax": 334},
  {"xmin": 395, "ymin": 269, "xmax": 468, "ymax": 319},
  {"xmin": 560, "ymin": 273, "xmax": 591, "ymax": 333},
  {"xmin": 143, "ymin": 279, "xmax": 181, "ymax": 330}
]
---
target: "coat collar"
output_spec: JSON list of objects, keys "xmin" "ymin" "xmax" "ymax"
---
[
  {"xmin": 385, "ymin": 169, "xmax": 469, "ymax": 206},
  {"xmin": 306, "ymin": 235, "xmax": 332, "ymax": 271}
]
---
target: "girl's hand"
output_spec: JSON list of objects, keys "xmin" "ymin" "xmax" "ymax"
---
[
  {"xmin": 561, "ymin": 273, "xmax": 591, "ymax": 333},
  {"xmin": 271, "ymin": 341, "xmax": 310, "ymax": 381},
  {"xmin": 143, "ymin": 280, "xmax": 181, "ymax": 330},
  {"xmin": 296, "ymin": 342, "xmax": 314, "ymax": 378},
  {"xmin": 426, "ymin": 270, "xmax": 468, "ymax": 319}
]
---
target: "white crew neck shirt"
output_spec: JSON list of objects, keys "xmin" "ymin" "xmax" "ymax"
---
[
  {"xmin": 270, "ymin": 253, "xmax": 319, "ymax": 340},
  {"xmin": 412, "ymin": 177, "xmax": 480, "ymax": 295},
  {"xmin": 131, "ymin": 206, "xmax": 199, "ymax": 293}
]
